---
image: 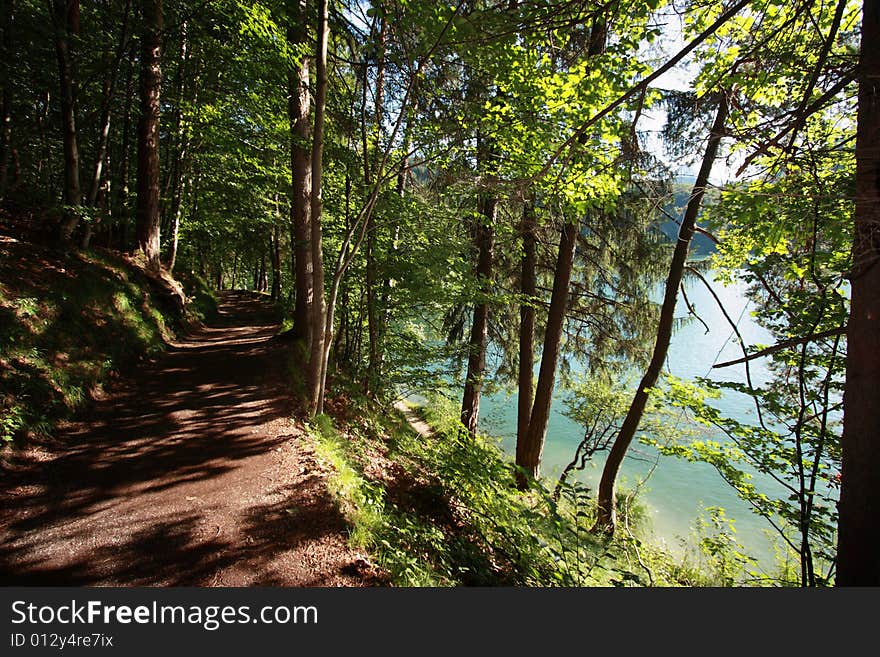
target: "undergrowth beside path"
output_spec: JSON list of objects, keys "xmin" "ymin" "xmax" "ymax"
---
[
  {"xmin": 308, "ymin": 387, "xmax": 723, "ymax": 586},
  {"xmin": 0, "ymin": 236, "xmax": 216, "ymax": 444}
]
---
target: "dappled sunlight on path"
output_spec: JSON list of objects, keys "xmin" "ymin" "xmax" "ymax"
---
[{"xmin": 0, "ymin": 291, "xmax": 382, "ymax": 586}]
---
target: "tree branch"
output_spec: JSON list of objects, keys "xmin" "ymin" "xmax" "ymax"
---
[
  {"xmin": 712, "ymin": 326, "xmax": 846, "ymax": 368},
  {"xmin": 534, "ymin": 0, "xmax": 750, "ymax": 182}
]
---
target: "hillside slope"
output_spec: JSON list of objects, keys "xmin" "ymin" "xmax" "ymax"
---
[{"xmin": 0, "ymin": 235, "xmax": 211, "ymax": 444}]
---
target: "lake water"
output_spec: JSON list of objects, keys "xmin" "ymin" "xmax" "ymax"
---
[{"xmin": 477, "ymin": 271, "xmax": 790, "ymax": 570}]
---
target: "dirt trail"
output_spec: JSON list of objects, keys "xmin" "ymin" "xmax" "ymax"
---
[
  {"xmin": 0, "ymin": 291, "xmax": 382, "ymax": 586},
  {"xmin": 393, "ymin": 401, "xmax": 434, "ymax": 438}
]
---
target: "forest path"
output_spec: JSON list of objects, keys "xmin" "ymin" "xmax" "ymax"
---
[
  {"xmin": 0, "ymin": 291, "xmax": 381, "ymax": 585},
  {"xmin": 392, "ymin": 401, "xmax": 434, "ymax": 439}
]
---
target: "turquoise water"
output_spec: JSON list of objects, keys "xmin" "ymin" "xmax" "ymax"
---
[{"xmin": 477, "ymin": 271, "xmax": 790, "ymax": 569}]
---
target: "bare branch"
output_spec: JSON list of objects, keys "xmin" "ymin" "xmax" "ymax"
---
[{"xmin": 712, "ymin": 326, "xmax": 846, "ymax": 368}]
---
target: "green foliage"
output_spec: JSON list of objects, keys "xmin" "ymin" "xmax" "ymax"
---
[
  {"xmin": 308, "ymin": 394, "xmax": 554, "ymax": 585},
  {"xmin": 560, "ymin": 375, "xmax": 690, "ymax": 489},
  {"xmin": 1, "ymin": 403, "xmax": 25, "ymax": 443},
  {"xmin": 692, "ymin": 506, "xmax": 758, "ymax": 586},
  {"xmin": 310, "ymin": 384, "xmax": 711, "ymax": 586},
  {"xmin": 655, "ymin": 370, "xmax": 840, "ymax": 586},
  {"xmin": 307, "ymin": 414, "xmax": 387, "ymax": 551},
  {"xmin": 648, "ymin": 120, "xmax": 851, "ymax": 585},
  {"xmin": 174, "ymin": 270, "xmax": 220, "ymax": 324}
]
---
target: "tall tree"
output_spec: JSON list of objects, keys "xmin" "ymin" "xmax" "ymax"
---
[
  {"xmin": 288, "ymin": 0, "xmax": 313, "ymax": 343},
  {"xmin": 114, "ymin": 47, "xmax": 136, "ymax": 250},
  {"xmin": 593, "ymin": 93, "xmax": 728, "ymax": 534},
  {"xmin": 365, "ymin": 9, "xmax": 387, "ymax": 397},
  {"xmin": 135, "ymin": 0, "xmax": 163, "ymax": 267},
  {"xmin": 514, "ymin": 16, "xmax": 608, "ymax": 484},
  {"xmin": 49, "ymin": 0, "xmax": 82, "ymax": 243},
  {"xmin": 515, "ymin": 199, "xmax": 537, "ymax": 489},
  {"xmin": 0, "ymin": 0, "xmax": 14, "ymax": 200},
  {"xmin": 270, "ymin": 220, "xmax": 281, "ymax": 301},
  {"xmin": 837, "ymin": 0, "xmax": 880, "ymax": 586},
  {"xmin": 163, "ymin": 16, "xmax": 190, "ymax": 270},
  {"xmin": 83, "ymin": 0, "xmax": 133, "ymax": 249},
  {"xmin": 460, "ymin": 135, "xmax": 497, "ymax": 436},
  {"xmin": 307, "ymin": 0, "xmax": 329, "ymax": 416},
  {"xmin": 518, "ymin": 217, "xmax": 578, "ymax": 481}
]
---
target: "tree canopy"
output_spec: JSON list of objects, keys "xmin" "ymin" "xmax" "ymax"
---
[{"xmin": 1, "ymin": 0, "xmax": 876, "ymax": 586}]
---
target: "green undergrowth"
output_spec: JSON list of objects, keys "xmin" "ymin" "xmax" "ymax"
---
[
  {"xmin": 173, "ymin": 269, "xmax": 220, "ymax": 324},
  {"xmin": 307, "ymin": 383, "xmax": 718, "ymax": 586},
  {"xmin": 0, "ymin": 239, "xmax": 217, "ymax": 443}
]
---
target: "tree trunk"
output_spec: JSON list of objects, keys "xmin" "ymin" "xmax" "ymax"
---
[
  {"xmin": 593, "ymin": 94, "xmax": 728, "ymax": 534},
  {"xmin": 51, "ymin": 0, "xmax": 82, "ymax": 243},
  {"xmin": 271, "ymin": 221, "xmax": 282, "ymax": 301},
  {"xmin": 515, "ymin": 200, "xmax": 538, "ymax": 489},
  {"xmin": 460, "ymin": 146, "xmax": 496, "ymax": 436},
  {"xmin": 135, "ymin": 0, "xmax": 162, "ymax": 268},
  {"xmin": 0, "ymin": 83, "xmax": 9, "ymax": 201},
  {"xmin": 336, "ymin": 174, "xmax": 353, "ymax": 368},
  {"xmin": 365, "ymin": 12, "xmax": 387, "ymax": 397},
  {"xmin": 288, "ymin": 0, "xmax": 313, "ymax": 343},
  {"xmin": 837, "ymin": 0, "xmax": 880, "ymax": 586},
  {"xmin": 519, "ymin": 219, "xmax": 578, "ymax": 482},
  {"xmin": 115, "ymin": 49, "xmax": 135, "ymax": 251},
  {"xmin": 82, "ymin": 1, "xmax": 131, "ymax": 250},
  {"xmin": 515, "ymin": 18, "xmax": 607, "ymax": 472},
  {"xmin": 307, "ymin": 0, "xmax": 329, "ymax": 417},
  {"xmin": 0, "ymin": 0, "xmax": 14, "ymax": 200},
  {"xmin": 88, "ymin": 0, "xmax": 131, "ymax": 208},
  {"xmin": 162, "ymin": 18, "xmax": 190, "ymax": 269},
  {"xmin": 166, "ymin": 175, "xmax": 184, "ymax": 271}
]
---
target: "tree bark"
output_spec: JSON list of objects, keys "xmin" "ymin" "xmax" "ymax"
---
[
  {"xmin": 519, "ymin": 218, "xmax": 578, "ymax": 482},
  {"xmin": 288, "ymin": 0, "xmax": 313, "ymax": 343},
  {"xmin": 51, "ymin": 0, "xmax": 82, "ymax": 243},
  {"xmin": 837, "ymin": 0, "xmax": 880, "ymax": 586},
  {"xmin": 0, "ymin": 0, "xmax": 14, "ymax": 200},
  {"xmin": 515, "ymin": 199, "xmax": 538, "ymax": 489},
  {"xmin": 460, "ymin": 140, "xmax": 496, "ymax": 436},
  {"xmin": 82, "ymin": 0, "xmax": 132, "ymax": 249},
  {"xmin": 115, "ymin": 49, "xmax": 135, "ymax": 251},
  {"xmin": 593, "ymin": 94, "xmax": 728, "ymax": 534},
  {"xmin": 166, "ymin": 175, "xmax": 185, "ymax": 271},
  {"xmin": 307, "ymin": 0, "xmax": 329, "ymax": 417},
  {"xmin": 365, "ymin": 12, "xmax": 387, "ymax": 397},
  {"xmin": 135, "ymin": 0, "xmax": 162, "ymax": 268},
  {"xmin": 258, "ymin": 249, "xmax": 266, "ymax": 292},
  {"xmin": 162, "ymin": 17, "xmax": 189, "ymax": 269},
  {"xmin": 271, "ymin": 221, "xmax": 282, "ymax": 301},
  {"xmin": 88, "ymin": 0, "xmax": 131, "ymax": 207}
]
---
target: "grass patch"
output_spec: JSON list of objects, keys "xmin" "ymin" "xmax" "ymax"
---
[
  {"xmin": 307, "ymin": 413, "xmax": 386, "ymax": 550},
  {"xmin": 0, "ymin": 240, "xmax": 212, "ymax": 443}
]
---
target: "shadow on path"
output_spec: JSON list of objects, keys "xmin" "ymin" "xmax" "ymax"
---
[{"xmin": 0, "ymin": 291, "xmax": 382, "ymax": 586}]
